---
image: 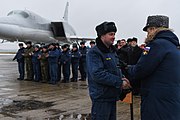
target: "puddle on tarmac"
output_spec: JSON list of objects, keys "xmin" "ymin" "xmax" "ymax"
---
[
  {"xmin": 0, "ymin": 75, "xmax": 4, "ymax": 78},
  {"xmin": 0, "ymin": 98, "xmax": 13, "ymax": 106},
  {"xmin": 0, "ymin": 99, "xmax": 91, "ymax": 119},
  {"xmin": 0, "ymin": 88, "xmax": 14, "ymax": 91},
  {"xmin": 73, "ymin": 83, "xmax": 88, "ymax": 90},
  {"xmin": 45, "ymin": 109, "xmax": 66, "ymax": 115},
  {"xmin": 0, "ymin": 92, "xmax": 10, "ymax": 96},
  {"xmin": 0, "ymin": 100, "xmax": 54, "ymax": 114}
]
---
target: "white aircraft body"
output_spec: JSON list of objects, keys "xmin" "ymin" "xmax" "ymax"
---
[{"xmin": 0, "ymin": 2, "xmax": 92, "ymax": 44}]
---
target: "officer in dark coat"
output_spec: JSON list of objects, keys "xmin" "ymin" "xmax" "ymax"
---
[
  {"xmin": 23, "ymin": 41, "xmax": 34, "ymax": 80},
  {"xmin": 117, "ymin": 39, "xmax": 129, "ymax": 64},
  {"xmin": 71, "ymin": 43, "xmax": 80, "ymax": 82},
  {"xmin": 13, "ymin": 43, "xmax": 25, "ymax": 80},
  {"xmin": 90, "ymin": 41, "xmax": 96, "ymax": 48},
  {"xmin": 128, "ymin": 15, "xmax": 180, "ymax": 120},
  {"xmin": 47, "ymin": 43, "xmax": 59, "ymax": 84},
  {"xmin": 32, "ymin": 45, "xmax": 41, "ymax": 82},
  {"xmin": 79, "ymin": 41, "xmax": 88, "ymax": 81},
  {"xmin": 87, "ymin": 21, "xmax": 131, "ymax": 120},
  {"xmin": 61, "ymin": 44, "xmax": 71, "ymax": 83},
  {"xmin": 55, "ymin": 43, "xmax": 62, "ymax": 82},
  {"xmin": 127, "ymin": 37, "xmax": 142, "ymax": 95},
  {"xmin": 127, "ymin": 37, "xmax": 142, "ymax": 65}
]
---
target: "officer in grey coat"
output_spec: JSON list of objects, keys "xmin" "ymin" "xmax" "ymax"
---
[{"xmin": 128, "ymin": 15, "xmax": 180, "ymax": 120}]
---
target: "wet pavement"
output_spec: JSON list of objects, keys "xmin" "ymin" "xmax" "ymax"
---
[{"xmin": 0, "ymin": 54, "xmax": 141, "ymax": 120}]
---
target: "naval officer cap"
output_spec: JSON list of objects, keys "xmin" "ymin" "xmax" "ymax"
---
[
  {"xmin": 25, "ymin": 41, "xmax": 32, "ymax": 45},
  {"xmin": 33, "ymin": 45, "xmax": 40, "ymax": 48},
  {"xmin": 49, "ymin": 43, "xmax": 56, "ymax": 46},
  {"xmin": 80, "ymin": 41, "xmax": 85, "ymax": 45},
  {"xmin": 90, "ymin": 41, "xmax": 95, "ymax": 44},
  {"xmin": 18, "ymin": 43, "xmax": 23, "ymax": 46},
  {"xmin": 61, "ymin": 44, "xmax": 69, "ymax": 49},
  {"xmin": 42, "ymin": 45, "xmax": 48, "ymax": 49},
  {"xmin": 143, "ymin": 15, "xmax": 169, "ymax": 31},
  {"xmin": 72, "ymin": 43, "xmax": 78, "ymax": 48},
  {"xmin": 95, "ymin": 21, "xmax": 117, "ymax": 37}
]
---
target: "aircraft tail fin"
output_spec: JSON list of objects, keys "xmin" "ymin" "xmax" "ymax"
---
[{"xmin": 63, "ymin": 2, "xmax": 69, "ymax": 21}]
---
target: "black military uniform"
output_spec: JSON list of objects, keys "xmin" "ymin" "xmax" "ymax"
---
[
  {"xmin": 61, "ymin": 44, "xmax": 71, "ymax": 83},
  {"xmin": 71, "ymin": 43, "xmax": 80, "ymax": 82},
  {"xmin": 116, "ymin": 44, "xmax": 129, "ymax": 64},
  {"xmin": 127, "ymin": 38, "xmax": 142, "ymax": 95},
  {"xmin": 55, "ymin": 43, "xmax": 62, "ymax": 81},
  {"xmin": 90, "ymin": 41, "xmax": 96, "ymax": 48},
  {"xmin": 79, "ymin": 41, "xmax": 88, "ymax": 81},
  {"xmin": 127, "ymin": 38, "xmax": 142, "ymax": 65}
]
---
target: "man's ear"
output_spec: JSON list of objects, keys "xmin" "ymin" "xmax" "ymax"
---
[{"xmin": 101, "ymin": 35, "xmax": 105, "ymax": 41}]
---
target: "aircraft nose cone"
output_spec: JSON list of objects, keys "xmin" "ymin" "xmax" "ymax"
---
[{"xmin": 0, "ymin": 24, "xmax": 21, "ymax": 40}]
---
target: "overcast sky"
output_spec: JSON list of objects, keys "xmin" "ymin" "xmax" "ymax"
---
[{"xmin": 0, "ymin": 0, "xmax": 180, "ymax": 49}]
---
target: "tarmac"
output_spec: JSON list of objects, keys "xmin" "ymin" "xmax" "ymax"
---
[{"xmin": 0, "ymin": 54, "xmax": 141, "ymax": 120}]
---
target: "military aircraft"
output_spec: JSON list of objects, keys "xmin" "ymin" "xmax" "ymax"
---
[{"xmin": 0, "ymin": 2, "xmax": 93, "ymax": 44}]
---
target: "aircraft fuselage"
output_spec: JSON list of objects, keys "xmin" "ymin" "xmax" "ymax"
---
[{"xmin": 0, "ymin": 9, "xmax": 76, "ymax": 43}]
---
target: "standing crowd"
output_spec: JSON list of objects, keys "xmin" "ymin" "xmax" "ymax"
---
[{"xmin": 13, "ymin": 37, "xmax": 143, "ymax": 87}]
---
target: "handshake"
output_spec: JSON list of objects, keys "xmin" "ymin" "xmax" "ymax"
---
[{"xmin": 122, "ymin": 78, "xmax": 131, "ymax": 89}]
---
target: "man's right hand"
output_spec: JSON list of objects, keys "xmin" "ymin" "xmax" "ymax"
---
[{"xmin": 122, "ymin": 78, "xmax": 131, "ymax": 89}]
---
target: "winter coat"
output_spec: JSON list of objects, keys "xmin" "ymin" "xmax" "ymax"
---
[
  {"xmin": 60, "ymin": 50, "xmax": 71, "ymax": 64},
  {"xmin": 48, "ymin": 48, "xmax": 59, "ymax": 63},
  {"xmin": 13, "ymin": 47, "xmax": 24, "ymax": 62},
  {"xmin": 116, "ymin": 44, "xmax": 129, "ymax": 63},
  {"xmin": 39, "ymin": 51, "xmax": 48, "ymax": 65},
  {"xmin": 127, "ymin": 45, "xmax": 142, "ymax": 65},
  {"xmin": 56, "ymin": 48, "xmax": 62, "ymax": 64},
  {"xmin": 32, "ymin": 50, "xmax": 41, "ymax": 64},
  {"xmin": 79, "ymin": 46, "xmax": 88, "ymax": 62},
  {"xmin": 71, "ymin": 49, "xmax": 80, "ymax": 63},
  {"xmin": 128, "ymin": 29, "xmax": 180, "ymax": 120},
  {"xmin": 87, "ymin": 38, "xmax": 123, "ymax": 102},
  {"xmin": 24, "ymin": 46, "xmax": 34, "ymax": 62}
]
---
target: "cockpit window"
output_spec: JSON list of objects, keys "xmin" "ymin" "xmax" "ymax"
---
[{"xmin": 7, "ymin": 10, "xmax": 29, "ymax": 18}]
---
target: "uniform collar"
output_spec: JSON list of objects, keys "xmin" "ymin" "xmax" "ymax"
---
[{"xmin": 96, "ymin": 37, "xmax": 116, "ymax": 53}]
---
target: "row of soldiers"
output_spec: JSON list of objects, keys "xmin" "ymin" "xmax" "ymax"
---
[
  {"xmin": 13, "ymin": 41, "xmax": 96, "ymax": 84},
  {"xmin": 13, "ymin": 38, "xmax": 142, "ymax": 88}
]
